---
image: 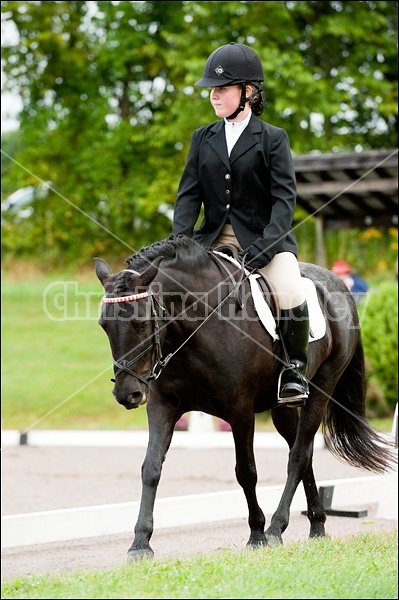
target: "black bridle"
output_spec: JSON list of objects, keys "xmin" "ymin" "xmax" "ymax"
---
[
  {"xmin": 102, "ymin": 253, "xmax": 250, "ymax": 387},
  {"xmin": 102, "ymin": 291, "xmax": 172, "ymax": 387}
]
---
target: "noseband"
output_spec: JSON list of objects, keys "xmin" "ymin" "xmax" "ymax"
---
[{"xmin": 102, "ymin": 290, "xmax": 172, "ymax": 387}]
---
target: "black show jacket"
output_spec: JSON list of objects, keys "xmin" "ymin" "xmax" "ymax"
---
[{"xmin": 172, "ymin": 113, "xmax": 298, "ymax": 267}]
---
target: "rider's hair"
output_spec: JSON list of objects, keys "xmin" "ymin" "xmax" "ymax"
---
[{"xmin": 247, "ymin": 82, "xmax": 264, "ymax": 116}]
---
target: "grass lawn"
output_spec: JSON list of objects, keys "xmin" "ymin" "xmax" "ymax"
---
[
  {"xmin": 1, "ymin": 532, "xmax": 397, "ymax": 599},
  {"xmin": 2, "ymin": 268, "xmax": 148, "ymax": 431}
]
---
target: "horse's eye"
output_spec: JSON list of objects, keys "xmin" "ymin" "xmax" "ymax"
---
[{"xmin": 133, "ymin": 321, "xmax": 148, "ymax": 334}]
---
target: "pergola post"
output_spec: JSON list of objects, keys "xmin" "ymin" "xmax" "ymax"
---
[{"xmin": 315, "ymin": 215, "xmax": 327, "ymax": 268}]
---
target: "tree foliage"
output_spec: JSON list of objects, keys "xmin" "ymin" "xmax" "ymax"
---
[{"xmin": 1, "ymin": 1, "xmax": 398, "ymax": 264}]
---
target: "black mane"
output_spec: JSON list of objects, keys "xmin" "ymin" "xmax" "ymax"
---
[{"xmin": 126, "ymin": 234, "xmax": 209, "ymax": 272}]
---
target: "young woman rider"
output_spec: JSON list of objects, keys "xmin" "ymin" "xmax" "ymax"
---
[{"xmin": 173, "ymin": 42, "xmax": 309, "ymax": 406}]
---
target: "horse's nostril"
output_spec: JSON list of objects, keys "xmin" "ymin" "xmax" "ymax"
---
[{"xmin": 131, "ymin": 391, "xmax": 143, "ymax": 403}]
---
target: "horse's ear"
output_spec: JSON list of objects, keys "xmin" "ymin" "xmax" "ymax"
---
[
  {"xmin": 94, "ymin": 258, "xmax": 112, "ymax": 286},
  {"xmin": 138, "ymin": 256, "xmax": 164, "ymax": 287}
]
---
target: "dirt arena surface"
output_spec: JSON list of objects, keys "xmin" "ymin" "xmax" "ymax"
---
[{"xmin": 2, "ymin": 440, "xmax": 397, "ymax": 581}]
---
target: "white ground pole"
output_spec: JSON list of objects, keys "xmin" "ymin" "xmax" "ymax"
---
[
  {"xmin": 0, "ymin": 429, "xmax": 326, "ymax": 450},
  {"xmin": 1, "ymin": 475, "xmax": 385, "ymax": 549},
  {"xmin": 188, "ymin": 411, "xmax": 215, "ymax": 433}
]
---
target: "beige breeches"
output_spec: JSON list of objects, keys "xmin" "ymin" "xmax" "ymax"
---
[{"xmin": 213, "ymin": 224, "xmax": 305, "ymax": 309}]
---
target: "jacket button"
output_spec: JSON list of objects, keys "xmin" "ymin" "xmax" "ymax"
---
[
  {"xmin": 225, "ymin": 189, "xmax": 230, "ymax": 195},
  {"xmin": 225, "ymin": 174, "xmax": 231, "ymax": 179},
  {"xmin": 226, "ymin": 204, "xmax": 230, "ymax": 209}
]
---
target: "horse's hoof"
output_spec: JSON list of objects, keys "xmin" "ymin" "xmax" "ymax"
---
[
  {"xmin": 265, "ymin": 533, "xmax": 283, "ymax": 547},
  {"xmin": 246, "ymin": 542, "xmax": 267, "ymax": 551},
  {"xmin": 309, "ymin": 524, "xmax": 326, "ymax": 539},
  {"xmin": 127, "ymin": 548, "xmax": 154, "ymax": 562},
  {"xmin": 246, "ymin": 533, "xmax": 267, "ymax": 549}
]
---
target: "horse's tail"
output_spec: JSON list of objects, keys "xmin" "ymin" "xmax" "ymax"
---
[{"xmin": 322, "ymin": 337, "xmax": 396, "ymax": 474}]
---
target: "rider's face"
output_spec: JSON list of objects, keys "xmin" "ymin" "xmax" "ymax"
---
[{"xmin": 210, "ymin": 85, "xmax": 242, "ymax": 119}]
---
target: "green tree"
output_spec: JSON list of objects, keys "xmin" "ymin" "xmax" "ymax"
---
[{"xmin": 1, "ymin": 1, "xmax": 397, "ymax": 263}]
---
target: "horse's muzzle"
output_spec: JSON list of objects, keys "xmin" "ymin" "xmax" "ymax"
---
[{"xmin": 112, "ymin": 388, "xmax": 147, "ymax": 410}]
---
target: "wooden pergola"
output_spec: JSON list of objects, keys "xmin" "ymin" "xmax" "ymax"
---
[{"xmin": 293, "ymin": 149, "xmax": 398, "ymax": 266}]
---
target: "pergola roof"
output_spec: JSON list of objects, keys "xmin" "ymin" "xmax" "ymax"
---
[{"xmin": 293, "ymin": 149, "xmax": 398, "ymax": 230}]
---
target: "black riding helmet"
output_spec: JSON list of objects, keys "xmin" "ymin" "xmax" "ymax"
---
[
  {"xmin": 195, "ymin": 42, "xmax": 264, "ymax": 119},
  {"xmin": 195, "ymin": 42, "xmax": 264, "ymax": 87}
]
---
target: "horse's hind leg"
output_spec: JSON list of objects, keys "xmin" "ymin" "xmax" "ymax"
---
[
  {"xmin": 269, "ymin": 404, "xmax": 326, "ymax": 544},
  {"xmin": 301, "ymin": 460, "xmax": 326, "ymax": 538},
  {"xmin": 231, "ymin": 413, "xmax": 267, "ymax": 549}
]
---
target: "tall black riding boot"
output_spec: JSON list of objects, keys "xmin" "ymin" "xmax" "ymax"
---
[{"xmin": 277, "ymin": 301, "xmax": 310, "ymax": 408}]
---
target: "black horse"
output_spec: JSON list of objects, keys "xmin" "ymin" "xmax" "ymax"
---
[{"xmin": 95, "ymin": 235, "xmax": 395, "ymax": 560}]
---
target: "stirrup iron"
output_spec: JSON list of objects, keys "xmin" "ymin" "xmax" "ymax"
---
[{"xmin": 277, "ymin": 364, "xmax": 309, "ymax": 408}]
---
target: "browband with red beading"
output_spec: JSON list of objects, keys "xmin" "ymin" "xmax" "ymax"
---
[{"xmin": 102, "ymin": 292, "xmax": 149, "ymax": 304}]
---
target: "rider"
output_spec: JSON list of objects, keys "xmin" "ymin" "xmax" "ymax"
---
[{"xmin": 172, "ymin": 42, "xmax": 309, "ymax": 407}]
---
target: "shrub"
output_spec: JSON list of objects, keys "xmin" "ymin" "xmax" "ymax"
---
[{"xmin": 360, "ymin": 281, "xmax": 398, "ymax": 417}]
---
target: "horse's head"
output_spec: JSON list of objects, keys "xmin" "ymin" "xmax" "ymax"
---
[{"xmin": 95, "ymin": 257, "xmax": 164, "ymax": 410}]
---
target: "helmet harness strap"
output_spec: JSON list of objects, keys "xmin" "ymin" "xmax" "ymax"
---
[{"xmin": 226, "ymin": 83, "xmax": 262, "ymax": 121}]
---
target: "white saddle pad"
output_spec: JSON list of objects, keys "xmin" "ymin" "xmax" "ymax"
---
[
  {"xmin": 249, "ymin": 274, "xmax": 326, "ymax": 342},
  {"xmin": 213, "ymin": 251, "xmax": 326, "ymax": 343}
]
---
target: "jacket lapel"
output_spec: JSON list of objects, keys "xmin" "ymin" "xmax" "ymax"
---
[
  {"xmin": 207, "ymin": 122, "xmax": 230, "ymax": 170},
  {"xmin": 229, "ymin": 115, "xmax": 262, "ymax": 164}
]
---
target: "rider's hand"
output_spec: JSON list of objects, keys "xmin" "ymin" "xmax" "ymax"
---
[{"xmin": 238, "ymin": 246, "xmax": 267, "ymax": 270}]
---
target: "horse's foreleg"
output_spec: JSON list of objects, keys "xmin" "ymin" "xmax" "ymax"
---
[
  {"xmin": 231, "ymin": 416, "xmax": 266, "ymax": 549},
  {"xmin": 127, "ymin": 397, "xmax": 176, "ymax": 561}
]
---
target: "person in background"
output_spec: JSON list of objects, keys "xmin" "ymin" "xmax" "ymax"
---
[{"xmin": 331, "ymin": 260, "xmax": 369, "ymax": 304}]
